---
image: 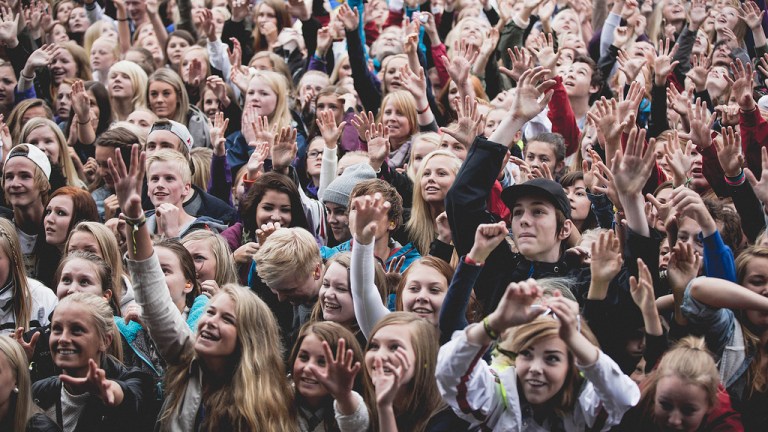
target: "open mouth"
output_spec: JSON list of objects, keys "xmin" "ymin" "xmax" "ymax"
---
[
  {"xmin": 526, "ymin": 379, "xmax": 546, "ymax": 388},
  {"xmin": 199, "ymin": 329, "xmax": 220, "ymax": 341},
  {"xmin": 412, "ymin": 307, "xmax": 433, "ymax": 315},
  {"xmin": 56, "ymin": 348, "xmax": 78, "ymax": 355},
  {"xmin": 323, "ymin": 301, "xmax": 340, "ymax": 311}
]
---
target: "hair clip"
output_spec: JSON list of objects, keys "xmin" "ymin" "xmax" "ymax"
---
[{"xmin": 530, "ymin": 304, "xmax": 554, "ymax": 318}]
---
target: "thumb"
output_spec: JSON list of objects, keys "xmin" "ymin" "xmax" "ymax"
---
[{"xmin": 745, "ymin": 167, "xmax": 758, "ymax": 187}]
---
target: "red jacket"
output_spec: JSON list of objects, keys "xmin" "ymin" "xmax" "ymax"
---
[{"xmin": 547, "ymin": 75, "xmax": 581, "ymax": 157}]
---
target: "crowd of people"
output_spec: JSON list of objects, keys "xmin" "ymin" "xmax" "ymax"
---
[{"xmin": 0, "ymin": 0, "xmax": 767, "ymax": 430}]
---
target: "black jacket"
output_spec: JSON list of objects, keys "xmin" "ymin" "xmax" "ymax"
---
[{"xmin": 32, "ymin": 355, "xmax": 155, "ymax": 432}]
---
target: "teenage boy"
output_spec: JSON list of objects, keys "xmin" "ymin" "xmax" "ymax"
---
[{"xmin": 94, "ymin": 127, "xmax": 140, "ymax": 220}]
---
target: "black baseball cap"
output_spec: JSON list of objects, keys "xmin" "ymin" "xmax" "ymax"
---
[{"xmin": 501, "ymin": 178, "xmax": 572, "ymax": 220}]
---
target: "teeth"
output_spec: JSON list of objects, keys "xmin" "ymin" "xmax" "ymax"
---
[
  {"xmin": 324, "ymin": 303, "xmax": 340, "ymax": 310},
  {"xmin": 57, "ymin": 349, "xmax": 76, "ymax": 355},
  {"xmin": 412, "ymin": 308, "xmax": 432, "ymax": 314}
]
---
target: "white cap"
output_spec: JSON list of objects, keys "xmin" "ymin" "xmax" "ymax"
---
[
  {"xmin": 150, "ymin": 120, "xmax": 194, "ymax": 150},
  {"xmin": 5, "ymin": 144, "xmax": 52, "ymax": 179}
]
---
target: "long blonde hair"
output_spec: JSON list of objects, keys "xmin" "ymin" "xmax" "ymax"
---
[
  {"xmin": 180, "ymin": 230, "xmax": 238, "ymax": 286},
  {"xmin": 20, "ymin": 118, "xmax": 81, "ymax": 188},
  {"xmin": 406, "ymin": 150, "xmax": 462, "ymax": 255},
  {"xmin": 161, "ymin": 285, "xmax": 297, "ymax": 431},
  {"xmin": 365, "ymin": 312, "xmax": 445, "ymax": 432},
  {"xmin": 0, "ymin": 219, "xmax": 33, "ymax": 331},
  {"xmin": 248, "ymin": 70, "xmax": 293, "ymax": 128},
  {"xmin": 0, "ymin": 335, "xmax": 37, "ymax": 432},
  {"xmin": 735, "ymin": 245, "xmax": 768, "ymax": 395},
  {"xmin": 65, "ymin": 222, "xmax": 126, "ymax": 307}
]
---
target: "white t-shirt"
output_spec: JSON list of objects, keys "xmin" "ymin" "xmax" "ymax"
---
[{"xmin": 0, "ymin": 278, "xmax": 57, "ymax": 334}]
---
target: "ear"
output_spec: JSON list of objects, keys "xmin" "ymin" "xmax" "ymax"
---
[
  {"xmin": 589, "ymin": 83, "xmax": 601, "ymax": 95},
  {"xmin": 101, "ymin": 333, "xmax": 113, "ymax": 353},
  {"xmin": 313, "ymin": 263, "xmax": 322, "ymax": 280},
  {"xmin": 183, "ymin": 281, "xmax": 193, "ymax": 294},
  {"xmin": 102, "ymin": 289, "xmax": 113, "ymax": 304},
  {"xmin": 181, "ymin": 182, "xmax": 191, "ymax": 199},
  {"xmin": 388, "ymin": 220, "xmax": 396, "ymax": 232},
  {"xmin": 558, "ymin": 219, "xmax": 573, "ymax": 241},
  {"xmin": 555, "ymin": 160, "xmax": 566, "ymax": 175}
]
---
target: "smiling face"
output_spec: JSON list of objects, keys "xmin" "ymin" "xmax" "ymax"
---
[
  {"xmin": 50, "ymin": 303, "xmax": 108, "ymax": 377},
  {"xmin": 3, "ymin": 157, "xmax": 43, "ymax": 209},
  {"xmin": 365, "ymin": 323, "xmax": 417, "ymax": 384},
  {"xmin": 324, "ymin": 202, "xmax": 349, "ymax": 242},
  {"xmin": 292, "ymin": 333, "xmax": 330, "ymax": 405},
  {"xmin": 399, "ymin": 263, "xmax": 447, "ymax": 326},
  {"xmin": 245, "ymin": 79, "xmax": 278, "ymax": 117},
  {"xmin": 27, "ymin": 126, "xmax": 60, "ymax": 163},
  {"xmin": 202, "ymin": 88, "xmax": 220, "ymax": 120},
  {"xmin": 147, "ymin": 161, "xmax": 190, "ymax": 207},
  {"xmin": 256, "ymin": 189, "xmax": 292, "ymax": 227},
  {"xmin": 50, "ymin": 49, "xmax": 77, "ymax": 85},
  {"xmin": 319, "ymin": 262, "xmax": 354, "ymax": 324},
  {"xmin": 166, "ymin": 36, "xmax": 191, "ymax": 68},
  {"xmin": 511, "ymin": 197, "xmax": 565, "ymax": 263},
  {"xmin": 740, "ymin": 256, "xmax": 768, "ymax": 329},
  {"xmin": 515, "ymin": 335, "xmax": 570, "ymax": 406},
  {"xmin": 381, "ymin": 100, "xmax": 411, "ymax": 141},
  {"xmin": 149, "ymin": 81, "xmax": 179, "ymax": 119},
  {"xmin": 195, "ymin": 293, "xmax": 239, "ymax": 360},
  {"xmin": 654, "ymin": 375, "xmax": 710, "ymax": 432},
  {"xmin": 419, "ymin": 155, "xmax": 456, "ymax": 204},
  {"xmin": 56, "ymin": 258, "xmax": 105, "ymax": 299},
  {"xmin": 66, "ymin": 231, "xmax": 103, "ymax": 257},
  {"xmin": 184, "ymin": 239, "xmax": 217, "ymax": 283},
  {"xmin": 44, "ymin": 195, "xmax": 74, "ymax": 245}
]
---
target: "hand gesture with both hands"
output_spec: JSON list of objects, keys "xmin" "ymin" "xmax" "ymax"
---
[
  {"xmin": 349, "ymin": 193, "xmax": 390, "ymax": 245},
  {"xmin": 486, "ymin": 279, "xmax": 546, "ymax": 333},
  {"xmin": 440, "ymin": 95, "xmax": 484, "ymax": 149},
  {"xmin": 59, "ymin": 359, "xmax": 124, "ymax": 407},
  {"xmin": 715, "ymin": 126, "xmax": 744, "ymax": 178},
  {"xmin": 316, "ymin": 109, "xmax": 346, "ymax": 149}
]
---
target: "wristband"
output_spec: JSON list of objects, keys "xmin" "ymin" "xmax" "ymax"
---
[
  {"xmin": 482, "ymin": 317, "xmax": 499, "ymax": 340},
  {"xmin": 124, "ymin": 214, "xmax": 146, "ymax": 227},
  {"xmin": 77, "ymin": 116, "xmax": 91, "ymax": 125},
  {"xmin": 464, "ymin": 255, "xmax": 484, "ymax": 266},
  {"xmin": 117, "ymin": 18, "xmax": 129, "ymax": 21},
  {"xmin": 684, "ymin": 177, "xmax": 694, "ymax": 188},
  {"xmin": 417, "ymin": 104, "xmax": 430, "ymax": 115},
  {"xmin": 724, "ymin": 170, "xmax": 745, "ymax": 186}
]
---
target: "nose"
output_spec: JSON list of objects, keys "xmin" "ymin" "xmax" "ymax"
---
[
  {"xmin": 667, "ymin": 410, "xmax": 682, "ymax": 427},
  {"xmin": 528, "ymin": 357, "xmax": 544, "ymax": 374},
  {"xmin": 270, "ymin": 212, "xmax": 281, "ymax": 221}
]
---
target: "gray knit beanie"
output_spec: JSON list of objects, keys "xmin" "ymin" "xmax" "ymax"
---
[{"xmin": 321, "ymin": 163, "xmax": 377, "ymax": 207}]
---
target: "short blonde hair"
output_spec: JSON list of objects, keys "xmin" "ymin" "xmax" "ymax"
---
[
  {"xmin": 146, "ymin": 148, "xmax": 192, "ymax": 185},
  {"xmin": 189, "ymin": 147, "xmax": 212, "ymax": 190},
  {"xmin": 254, "ymin": 227, "xmax": 320, "ymax": 289}
]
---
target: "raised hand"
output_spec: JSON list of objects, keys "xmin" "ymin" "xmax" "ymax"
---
[
  {"xmin": 669, "ymin": 186, "xmax": 717, "ymax": 236},
  {"xmin": 689, "ymin": 0, "xmax": 708, "ymax": 29},
  {"xmin": 667, "ymin": 240, "xmax": 702, "ymax": 323},
  {"xmin": 230, "ymin": 65, "xmax": 250, "ymax": 93},
  {"xmin": 686, "ymin": 98, "xmax": 716, "ymax": 148},
  {"xmin": 663, "ymin": 130, "xmax": 695, "ymax": 187},
  {"xmin": 227, "ymin": 37, "xmax": 242, "ymax": 67},
  {"xmin": 589, "ymin": 229, "xmax": 623, "ymax": 293},
  {"xmin": 653, "ymin": 38, "xmax": 679, "ymax": 86},
  {"xmin": 499, "ymin": 47, "xmax": 534, "ymax": 83},
  {"xmin": 107, "ymin": 144, "xmax": 146, "ymax": 219},
  {"xmin": 256, "ymin": 221, "xmax": 281, "ymax": 245},
  {"xmin": 725, "ymin": 59, "xmax": 756, "ymax": 111},
  {"xmin": 546, "ymin": 294, "xmax": 583, "ymax": 345},
  {"xmin": 316, "ymin": 26, "xmax": 332, "ymax": 56},
  {"xmin": 613, "ymin": 26, "xmax": 632, "ymax": 49},
  {"xmin": 365, "ymin": 122, "xmax": 390, "ymax": 172},
  {"xmin": 316, "ymin": 109, "xmax": 346, "ymax": 149},
  {"xmin": 271, "ymin": 127, "xmax": 297, "ymax": 172},
  {"xmin": 350, "ymin": 111, "xmax": 374, "ymax": 142},
  {"xmin": 745, "ymin": 147, "xmax": 768, "ymax": 205},
  {"xmin": 398, "ymin": 64, "xmax": 428, "ymax": 102},
  {"xmin": 12, "ymin": 327, "xmax": 39, "ymax": 361},
  {"xmin": 510, "ymin": 66, "xmax": 556, "ymax": 122},
  {"xmin": 59, "ymin": 359, "xmax": 124, "ymax": 407},
  {"xmin": 337, "ymin": 3, "xmax": 360, "ymax": 31},
  {"xmin": 530, "ymin": 33, "xmax": 561, "ymax": 74},
  {"xmin": 371, "ymin": 348, "xmax": 410, "ymax": 408},
  {"xmin": 715, "ymin": 126, "xmax": 744, "ymax": 178},
  {"xmin": 305, "ymin": 338, "xmax": 361, "ymax": 403},
  {"xmin": 435, "ymin": 212, "xmax": 452, "ymax": 244},
  {"xmin": 617, "ymin": 49, "xmax": 647, "ymax": 82},
  {"xmin": 440, "ymin": 95, "xmax": 484, "ymax": 148},
  {"xmin": 71, "ymin": 80, "xmax": 91, "ymax": 122},
  {"xmin": 738, "ymin": 0, "xmax": 764, "ymax": 30},
  {"xmin": 612, "ymin": 127, "xmax": 657, "ymax": 197},
  {"xmin": 467, "ymin": 221, "xmax": 507, "ymax": 263},
  {"xmin": 230, "ymin": 0, "xmax": 250, "ymax": 22},
  {"xmin": 616, "ymin": 81, "xmax": 644, "ymax": 131},
  {"xmin": 715, "ymin": 104, "xmax": 740, "ymax": 127},
  {"xmin": 685, "ymin": 54, "xmax": 709, "ymax": 92},
  {"xmin": 155, "ymin": 203, "xmax": 181, "ymax": 238},
  {"xmin": 24, "ymin": 43, "xmax": 58, "ymax": 73},
  {"xmin": 0, "ymin": 6, "xmax": 19, "ymax": 47},
  {"xmin": 287, "ymin": 0, "xmax": 310, "ymax": 21},
  {"xmin": 209, "ymin": 112, "xmax": 229, "ymax": 157},
  {"xmin": 486, "ymin": 279, "xmax": 546, "ymax": 331},
  {"xmin": 206, "ymin": 75, "xmax": 230, "ymax": 108},
  {"xmin": 442, "ymin": 39, "xmax": 479, "ymax": 87},
  {"xmin": 349, "ymin": 192, "xmax": 391, "ymax": 244}
]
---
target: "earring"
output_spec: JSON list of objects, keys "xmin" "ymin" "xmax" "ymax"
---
[
  {"xmin": 12, "ymin": 387, "xmax": 18, "ymax": 394},
  {"xmin": 185, "ymin": 282, "xmax": 192, "ymax": 289}
]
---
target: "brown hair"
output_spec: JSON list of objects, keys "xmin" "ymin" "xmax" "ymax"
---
[{"xmin": 350, "ymin": 179, "xmax": 404, "ymax": 230}]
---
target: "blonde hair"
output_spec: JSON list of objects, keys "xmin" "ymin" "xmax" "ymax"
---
[
  {"xmin": 55, "ymin": 292, "xmax": 123, "ymax": 363},
  {"xmin": 365, "ymin": 313, "xmax": 445, "ymax": 432},
  {"xmin": 0, "ymin": 335, "xmax": 37, "ymax": 432},
  {"xmin": 181, "ymin": 45, "xmax": 211, "ymax": 78},
  {"xmin": 248, "ymin": 70, "xmax": 292, "ymax": 128},
  {"xmin": 254, "ymin": 227, "xmax": 321, "ymax": 290},
  {"xmin": 406, "ymin": 150, "xmax": 462, "ymax": 255},
  {"xmin": 379, "ymin": 54, "xmax": 408, "ymax": 96},
  {"xmin": 500, "ymin": 317, "xmax": 598, "ymax": 414},
  {"xmin": 20, "ymin": 118, "xmax": 80, "ymax": 188},
  {"xmin": 181, "ymin": 230, "xmax": 238, "ymax": 286},
  {"xmin": 162, "ymin": 285, "xmax": 298, "ymax": 431},
  {"xmin": 406, "ymin": 132, "xmax": 441, "ymax": 182},
  {"xmin": 330, "ymin": 53, "xmax": 350, "ymax": 84},
  {"xmin": 148, "ymin": 68, "xmax": 189, "ymax": 124},
  {"xmin": 146, "ymin": 148, "xmax": 192, "ymax": 185},
  {"xmin": 641, "ymin": 336, "xmax": 720, "ymax": 417},
  {"xmin": 735, "ymin": 245, "xmax": 768, "ymax": 394},
  {"xmin": 109, "ymin": 60, "xmax": 149, "ymax": 110},
  {"xmin": 0, "ymin": 219, "xmax": 34, "ymax": 330},
  {"xmin": 377, "ymin": 91, "xmax": 419, "ymax": 138},
  {"xmin": 65, "ymin": 222, "xmax": 126, "ymax": 307},
  {"xmin": 189, "ymin": 147, "xmax": 212, "ymax": 190}
]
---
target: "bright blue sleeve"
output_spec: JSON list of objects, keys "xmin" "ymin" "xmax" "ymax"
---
[{"xmin": 702, "ymin": 231, "xmax": 737, "ymax": 282}]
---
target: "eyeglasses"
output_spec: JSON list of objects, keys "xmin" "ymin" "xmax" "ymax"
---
[{"xmin": 308, "ymin": 150, "xmax": 324, "ymax": 159}]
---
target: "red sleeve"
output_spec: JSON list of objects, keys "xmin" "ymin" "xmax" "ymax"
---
[
  {"xmin": 702, "ymin": 385, "xmax": 743, "ymax": 432},
  {"xmin": 740, "ymin": 107, "xmax": 768, "ymax": 181},
  {"xmin": 382, "ymin": 9, "xmax": 404, "ymax": 29},
  {"xmin": 364, "ymin": 21, "xmax": 380, "ymax": 43},
  {"xmin": 431, "ymin": 43, "xmax": 449, "ymax": 88},
  {"xmin": 546, "ymin": 76, "xmax": 580, "ymax": 157}
]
